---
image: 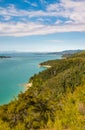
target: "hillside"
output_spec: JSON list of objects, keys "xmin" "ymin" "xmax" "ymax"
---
[{"xmin": 0, "ymin": 51, "xmax": 85, "ymax": 130}]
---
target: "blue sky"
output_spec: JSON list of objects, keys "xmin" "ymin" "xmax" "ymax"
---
[{"xmin": 0, "ymin": 0, "xmax": 85, "ymax": 52}]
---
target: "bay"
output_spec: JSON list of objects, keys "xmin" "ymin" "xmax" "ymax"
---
[{"xmin": 0, "ymin": 53, "xmax": 61, "ymax": 105}]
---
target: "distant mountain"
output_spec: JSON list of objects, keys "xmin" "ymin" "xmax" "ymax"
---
[
  {"xmin": 46, "ymin": 49, "xmax": 84, "ymax": 55},
  {"xmin": 59, "ymin": 49, "xmax": 83, "ymax": 54},
  {"xmin": 0, "ymin": 49, "xmax": 83, "ymax": 55}
]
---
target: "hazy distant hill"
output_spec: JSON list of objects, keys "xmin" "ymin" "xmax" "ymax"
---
[{"xmin": 46, "ymin": 49, "xmax": 83, "ymax": 55}]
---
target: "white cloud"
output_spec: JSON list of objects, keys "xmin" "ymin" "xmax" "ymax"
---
[
  {"xmin": 4, "ymin": 16, "xmax": 11, "ymax": 20},
  {"xmin": 55, "ymin": 20, "xmax": 63, "ymax": 25},
  {"xmin": 0, "ymin": 0, "xmax": 85, "ymax": 24},
  {"xmin": 48, "ymin": 40, "xmax": 64, "ymax": 43},
  {"xmin": 24, "ymin": 0, "xmax": 30, "ymax": 4},
  {"xmin": 47, "ymin": 0, "xmax": 85, "ymax": 24},
  {"xmin": 40, "ymin": 0, "xmax": 47, "ymax": 5},
  {"xmin": 0, "ymin": 22, "xmax": 85, "ymax": 37},
  {"xmin": 0, "ymin": 0, "xmax": 85, "ymax": 36},
  {"xmin": 24, "ymin": 0, "xmax": 37, "ymax": 7},
  {"xmin": 0, "ymin": 4, "xmax": 29, "ymax": 17}
]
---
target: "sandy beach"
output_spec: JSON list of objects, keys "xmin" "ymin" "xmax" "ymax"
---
[
  {"xmin": 24, "ymin": 82, "xmax": 32, "ymax": 91},
  {"xmin": 19, "ymin": 82, "xmax": 32, "ymax": 91},
  {"xmin": 38, "ymin": 64, "xmax": 51, "ymax": 68}
]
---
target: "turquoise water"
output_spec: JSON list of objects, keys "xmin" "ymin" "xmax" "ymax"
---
[{"xmin": 0, "ymin": 53, "xmax": 61, "ymax": 105}]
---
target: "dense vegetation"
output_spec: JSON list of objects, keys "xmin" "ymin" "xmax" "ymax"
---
[{"xmin": 0, "ymin": 51, "xmax": 85, "ymax": 130}]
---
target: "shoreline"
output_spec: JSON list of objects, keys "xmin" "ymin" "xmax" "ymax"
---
[
  {"xmin": 38, "ymin": 64, "xmax": 51, "ymax": 68},
  {"xmin": 23, "ymin": 64, "xmax": 51, "ymax": 91},
  {"xmin": 0, "ymin": 53, "xmax": 62, "ymax": 105},
  {"xmin": 19, "ymin": 82, "xmax": 32, "ymax": 91},
  {"xmin": 23, "ymin": 82, "xmax": 32, "ymax": 91},
  {"xmin": 22, "ymin": 64, "xmax": 51, "ymax": 91}
]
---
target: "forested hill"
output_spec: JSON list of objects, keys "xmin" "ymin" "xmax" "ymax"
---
[{"xmin": 0, "ymin": 51, "xmax": 85, "ymax": 130}]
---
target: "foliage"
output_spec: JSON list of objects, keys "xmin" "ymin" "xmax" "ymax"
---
[{"xmin": 0, "ymin": 51, "xmax": 85, "ymax": 129}]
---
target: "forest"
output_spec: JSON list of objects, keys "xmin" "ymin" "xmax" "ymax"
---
[{"xmin": 0, "ymin": 51, "xmax": 85, "ymax": 130}]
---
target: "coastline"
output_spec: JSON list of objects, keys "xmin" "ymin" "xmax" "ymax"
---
[
  {"xmin": 38, "ymin": 64, "xmax": 51, "ymax": 68},
  {"xmin": 23, "ymin": 64, "xmax": 51, "ymax": 91},
  {"xmin": 23, "ymin": 82, "xmax": 32, "ymax": 91},
  {"xmin": 0, "ymin": 53, "xmax": 61, "ymax": 105}
]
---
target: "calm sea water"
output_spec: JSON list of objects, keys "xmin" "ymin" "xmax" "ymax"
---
[{"xmin": 0, "ymin": 53, "xmax": 61, "ymax": 105}]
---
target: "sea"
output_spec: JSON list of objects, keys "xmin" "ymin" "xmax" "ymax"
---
[{"xmin": 0, "ymin": 53, "xmax": 61, "ymax": 105}]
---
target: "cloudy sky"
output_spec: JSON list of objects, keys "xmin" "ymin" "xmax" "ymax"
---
[{"xmin": 0, "ymin": 0, "xmax": 85, "ymax": 52}]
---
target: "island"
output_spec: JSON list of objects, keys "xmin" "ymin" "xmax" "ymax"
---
[{"xmin": 0, "ymin": 56, "xmax": 11, "ymax": 59}]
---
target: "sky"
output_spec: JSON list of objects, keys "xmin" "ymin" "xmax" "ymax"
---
[{"xmin": 0, "ymin": 0, "xmax": 85, "ymax": 52}]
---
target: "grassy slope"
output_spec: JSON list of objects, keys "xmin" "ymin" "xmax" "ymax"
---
[{"xmin": 0, "ymin": 51, "xmax": 85, "ymax": 130}]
